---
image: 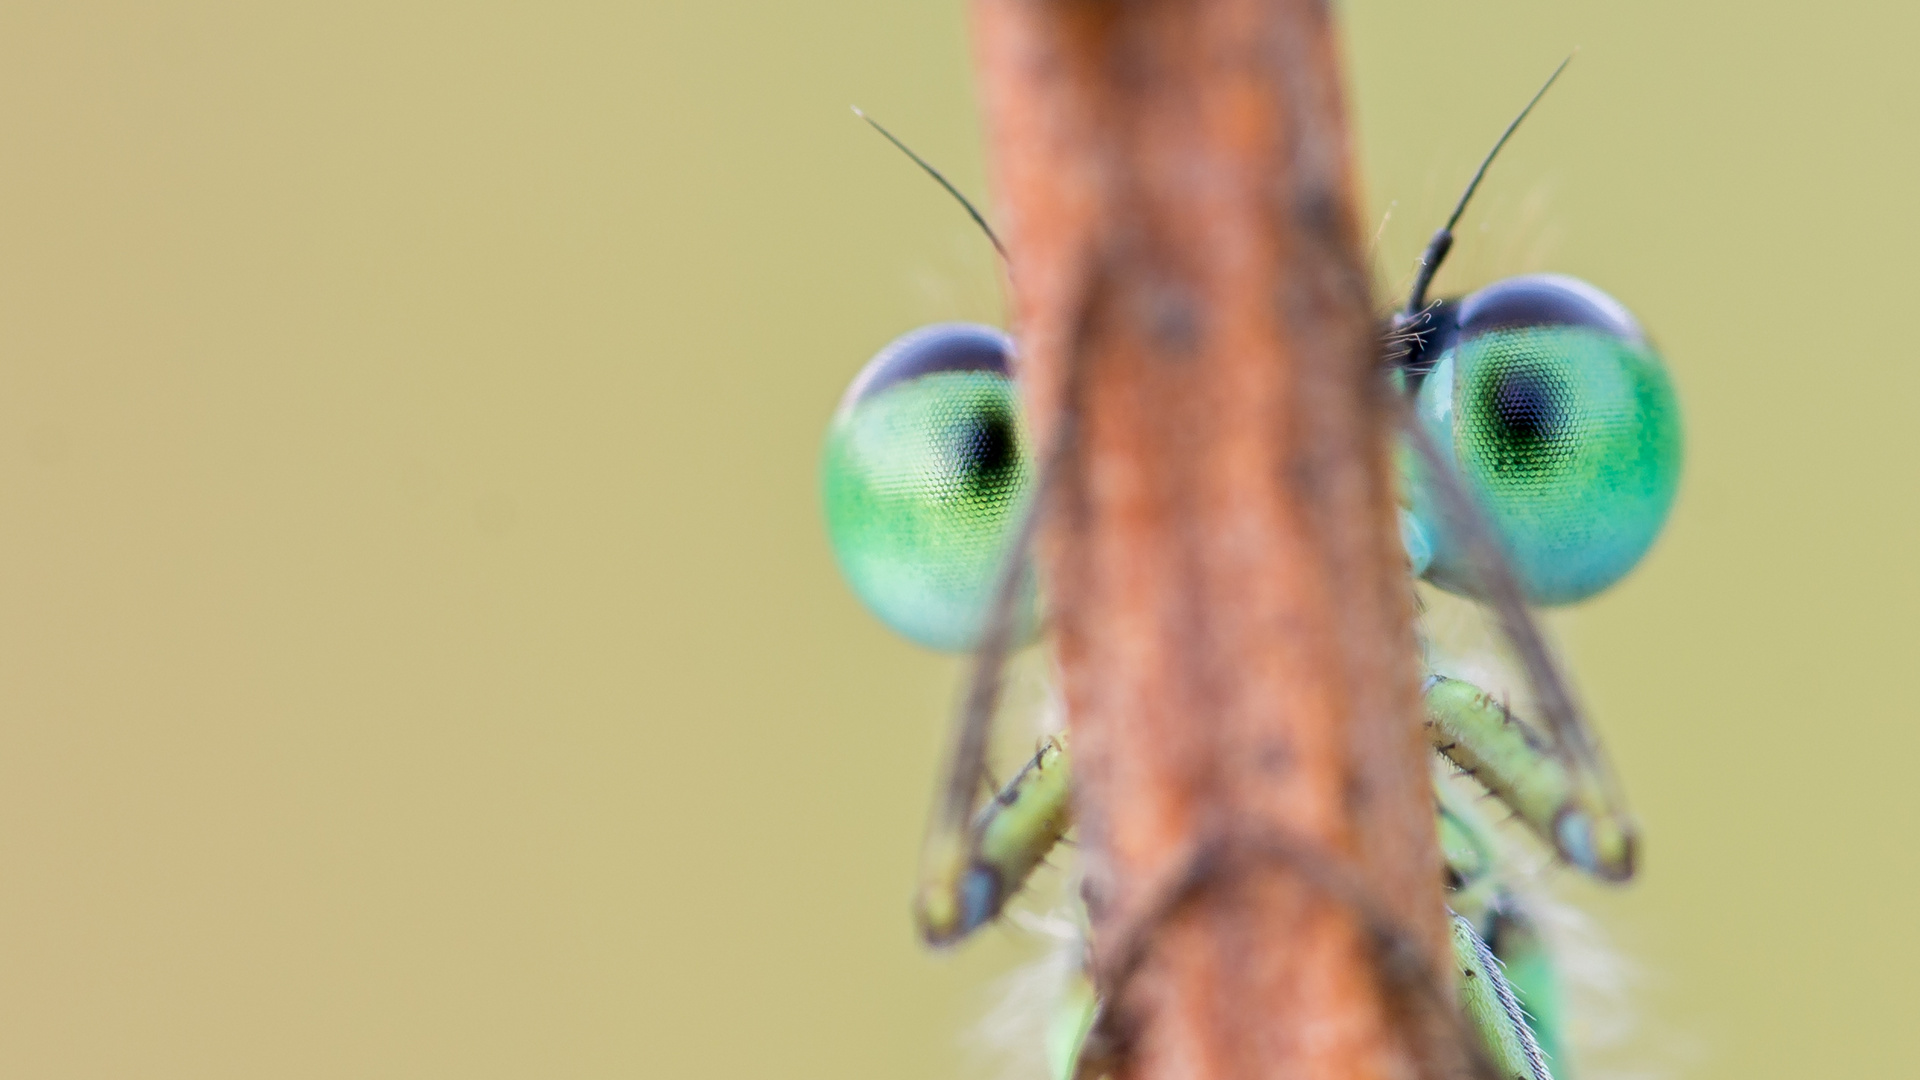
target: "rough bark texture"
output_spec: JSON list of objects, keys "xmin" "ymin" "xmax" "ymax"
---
[{"xmin": 968, "ymin": 3, "xmax": 1455, "ymax": 1079}]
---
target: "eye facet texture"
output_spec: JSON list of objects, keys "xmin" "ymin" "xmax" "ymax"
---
[
  {"xmin": 1408, "ymin": 275, "xmax": 1683, "ymax": 606},
  {"xmin": 821, "ymin": 324, "xmax": 1037, "ymax": 651}
]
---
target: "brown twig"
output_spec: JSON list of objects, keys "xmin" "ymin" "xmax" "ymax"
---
[{"xmin": 968, "ymin": 3, "xmax": 1462, "ymax": 1078}]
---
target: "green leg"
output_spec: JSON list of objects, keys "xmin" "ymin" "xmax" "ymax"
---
[
  {"xmin": 1452, "ymin": 912, "xmax": 1553, "ymax": 1080},
  {"xmin": 1440, "ymin": 778, "xmax": 1562, "ymax": 1080},
  {"xmin": 915, "ymin": 733, "xmax": 1075, "ymax": 945},
  {"xmin": 1486, "ymin": 902, "xmax": 1570, "ymax": 1080},
  {"xmin": 1423, "ymin": 675, "xmax": 1636, "ymax": 881}
]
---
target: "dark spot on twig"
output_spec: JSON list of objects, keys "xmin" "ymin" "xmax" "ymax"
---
[
  {"xmin": 1295, "ymin": 183, "xmax": 1341, "ymax": 239},
  {"xmin": 1143, "ymin": 280, "xmax": 1201, "ymax": 360},
  {"xmin": 1256, "ymin": 740, "xmax": 1292, "ymax": 775}
]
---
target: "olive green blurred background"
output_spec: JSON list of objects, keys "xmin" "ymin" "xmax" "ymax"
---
[{"xmin": 0, "ymin": 2, "xmax": 1905, "ymax": 1077}]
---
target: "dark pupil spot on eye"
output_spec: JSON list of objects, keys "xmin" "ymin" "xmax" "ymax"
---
[
  {"xmin": 1494, "ymin": 372, "xmax": 1559, "ymax": 442},
  {"xmin": 1475, "ymin": 365, "xmax": 1568, "ymax": 476},
  {"xmin": 956, "ymin": 410, "xmax": 1017, "ymax": 493}
]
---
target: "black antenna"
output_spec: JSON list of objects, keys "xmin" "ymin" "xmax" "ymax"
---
[
  {"xmin": 852, "ymin": 106, "xmax": 1010, "ymax": 263},
  {"xmin": 1402, "ymin": 55, "xmax": 1572, "ymax": 317}
]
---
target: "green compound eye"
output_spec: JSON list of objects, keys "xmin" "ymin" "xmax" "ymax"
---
[
  {"xmin": 821, "ymin": 323, "xmax": 1038, "ymax": 651},
  {"xmin": 1405, "ymin": 274, "xmax": 1684, "ymax": 606}
]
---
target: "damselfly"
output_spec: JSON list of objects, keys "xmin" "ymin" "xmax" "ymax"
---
[{"xmin": 822, "ymin": 61, "xmax": 1681, "ymax": 1080}]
